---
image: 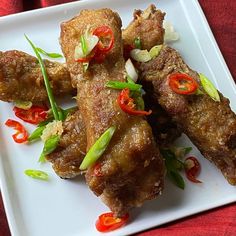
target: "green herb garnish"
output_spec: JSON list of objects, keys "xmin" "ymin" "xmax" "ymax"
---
[
  {"xmin": 199, "ymin": 73, "xmax": 220, "ymax": 102},
  {"xmin": 24, "ymin": 169, "xmax": 49, "ymax": 181},
  {"xmin": 25, "ymin": 35, "xmax": 60, "ymax": 120},
  {"xmin": 80, "ymin": 126, "xmax": 116, "ymax": 170},
  {"xmin": 36, "ymin": 47, "xmax": 63, "ymax": 58},
  {"xmin": 39, "ymin": 135, "xmax": 60, "ymax": 163},
  {"xmin": 80, "ymin": 35, "xmax": 88, "ymax": 56},
  {"xmin": 106, "ymin": 81, "xmax": 142, "ymax": 91},
  {"xmin": 161, "ymin": 149, "xmax": 185, "ymax": 189},
  {"xmin": 28, "ymin": 126, "xmax": 46, "ymax": 142}
]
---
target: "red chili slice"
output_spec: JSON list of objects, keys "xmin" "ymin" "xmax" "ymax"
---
[
  {"xmin": 13, "ymin": 105, "xmax": 48, "ymax": 125},
  {"xmin": 5, "ymin": 119, "xmax": 28, "ymax": 143},
  {"xmin": 184, "ymin": 156, "xmax": 202, "ymax": 183},
  {"xmin": 76, "ymin": 26, "xmax": 114, "ymax": 64},
  {"xmin": 93, "ymin": 26, "xmax": 114, "ymax": 53},
  {"xmin": 168, "ymin": 73, "xmax": 199, "ymax": 95},
  {"xmin": 95, "ymin": 212, "xmax": 129, "ymax": 232},
  {"xmin": 92, "ymin": 163, "xmax": 103, "ymax": 177},
  {"xmin": 117, "ymin": 88, "xmax": 152, "ymax": 116}
]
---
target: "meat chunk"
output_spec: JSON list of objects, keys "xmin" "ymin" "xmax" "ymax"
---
[
  {"xmin": 60, "ymin": 8, "xmax": 165, "ymax": 216},
  {"xmin": 46, "ymin": 110, "xmax": 86, "ymax": 178},
  {"xmin": 122, "ymin": 4, "xmax": 165, "ymax": 50},
  {"xmin": 140, "ymin": 45, "xmax": 236, "ymax": 185},
  {"xmin": 0, "ymin": 50, "xmax": 74, "ymax": 102}
]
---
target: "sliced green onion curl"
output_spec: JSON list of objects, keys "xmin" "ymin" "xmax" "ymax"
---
[
  {"xmin": 199, "ymin": 73, "xmax": 220, "ymax": 102},
  {"xmin": 80, "ymin": 126, "xmax": 116, "ymax": 170},
  {"xmin": 24, "ymin": 169, "xmax": 49, "ymax": 181},
  {"xmin": 106, "ymin": 81, "xmax": 142, "ymax": 91},
  {"xmin": 25, "ymin": 35, "xmax": 60, "ymax": 120},
  {"xmin": 28, "ymin": 126, "xmax": 46, "ymax": 142},
  {"xmin": 130, "ymin": 49, "xmax": 152, "ymax": 62},
  {"xmin": 149, "ymin": 45, "xmax": 162, "ymax": 58},
  {"xmin": 39, "ymin": 135, "xmax": 60, "ymax": 163},
  {"xmin": 80, "ymin": 35, "xmax": 88, "ymax": 56},
  {"xmin": 36, "ymin": 47, "xmax": 63, "ymax": 58}
]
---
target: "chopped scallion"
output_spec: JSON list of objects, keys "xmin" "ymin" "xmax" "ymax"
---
[
  {"xmin": 106, "ymin": 81, "xmax": 142, "ymax": 91},
  {"xmin": 199, "ymin": 73, "xmax": 220, "ymax": 102},
  {"xmin": 24, "ymin": 169, "xmax": 49, "ymax": 181},
  {"xmin": 25, "ymin": 35, "xmax": 60, "ymax": 120},
  {"xmin": 80, "ymin": 126, "xmax": 116, "ymax": 170},
  {"xmin": 36, "ymin": 47, "xmax": 63, "ymax": 58}
]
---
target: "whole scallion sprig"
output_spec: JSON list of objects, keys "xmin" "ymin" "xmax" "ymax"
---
[{"xmin": 25, "ymin": 35, "xmax": 60, "ymax": 121}]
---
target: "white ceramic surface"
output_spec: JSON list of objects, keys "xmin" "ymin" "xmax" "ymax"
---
[{"xmin": 0, "ymin": 0, "xmax": 236, "ymax": 236}]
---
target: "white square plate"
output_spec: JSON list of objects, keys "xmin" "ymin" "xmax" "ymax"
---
[{"xmin": 0, "ymin": 0, "xmax": 236, "ymax": 236}]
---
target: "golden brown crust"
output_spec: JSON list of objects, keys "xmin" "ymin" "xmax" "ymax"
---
[
  {"xmin": 122, "ymin": 4, "xmax": 165, "ymax": 50},
  {"xmin": 46, "ymin": 110, "xmax": 87, "ymax": 178},
  {"xmin": 0, "ymin": 50, "xmax": 74, "ymax": 102},
  {"xmin": 140, "ymin": 45, "xmax": 236, "ymax": 185},
  {"xmin": 60, "ymin": 8, "xmax": 165, "ymax": 216}
]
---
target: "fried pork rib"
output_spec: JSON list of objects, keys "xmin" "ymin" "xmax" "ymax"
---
[
  {"xmin": 47, "ymin": 5, "xmax": 174, "ymax": 178},
  {"xmin": 0, "ymin": 50, "xmax": 74, "ymax": 102},
  {"xmin": 46, "ymin": 110, "xmax": 87, "ymax": 178},
  {"xmin": 60, "ymin": 8, "xmax": 165, "ymax": 216},
  {"xmin": 122, "ymin": 4, "xmax": 165, "ymax": 50},
  {"xmin": 140, "ymin": 45, "xmax": 236, "ymax": 185}
]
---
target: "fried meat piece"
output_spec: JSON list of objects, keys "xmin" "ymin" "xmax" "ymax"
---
[
  {"xmin": 60, "ymin": 8, "xmax": 165, "ymax": 216},
  {"xmin": 46, "ymin": 110, "xmax": 87, "ymax": 178},
  {"xmin": 46, "ymin": 5, "xmax": 177, "ymax": 179},
  {"xmin": 140, "ymin": 45, "xmax": 236, "ymax": 185},
  {"xmin": 0, "ymin": 50, "xmax": 74, "ymax": 102},
  {"xmin": 122, "ymin": 4, "xmax": 165, "ymax": 50}
]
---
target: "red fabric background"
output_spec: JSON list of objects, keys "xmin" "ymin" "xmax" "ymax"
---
[{"xmin": 0, "ymin": 1, "xmax": 235, "ymax": 236}]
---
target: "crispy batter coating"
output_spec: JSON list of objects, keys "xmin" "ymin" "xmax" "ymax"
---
[
  {"xmin": 60, "ymin": 8, "xmax": 165, "ymax": 216},
  {"xmin": 140, "ymin": 45, "xmax": 236, "ymax": 185},
  {"xmin": 122, "ymin": 4, "xmax": 165, "ymax": 50},
  {"xmin": 0, "ymin": 50, "xmax": 74, "ymax": 102},
  {"xmin": 46, "ymin": 110, "xmax": 86, "ymax": 178}
]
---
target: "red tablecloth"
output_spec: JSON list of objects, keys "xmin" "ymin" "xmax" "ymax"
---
[{"xmin": 0, "ymin": 1, "xmax": 236, "ymax": 236}]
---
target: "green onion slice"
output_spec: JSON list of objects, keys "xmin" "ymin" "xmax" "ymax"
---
[
  {"xmin": 80, "ymin": 35, "xmax": 88, "ymax": 56},
  {"xmin": 106, "ymin": 81, "xmax": 142, "ymax": 91},
  {"xmin": 134, "ymin": 37, "xmax": 142, "ymax": 49},
  {"xmin": 25, "ymin": 35, "xmax": 60, "ymax": 120},
  {"xmin": 28, "ymin": 126, "xmax": 46, "ymax": 142},
  {"xmin": 14, "ymin": 101, "xmax": 32, "ymax": 110},
  {"xmin": 80, "ymin": 126, "xmax": 116, "ymax": 170},
  {"xmin": 36, "ymin": 47, "xmax": 63, "ymax": 58},
  {"xmin": 24, "ymin": 169, "xmax": 49, "ymax": 181},
  {"xmin": 39, "ymin": 135, "xmax": 60, "ymax": 163},
  {"xmin": 199, "ymin": 73, "xmax": 220, "ymax": 102},
  {"xmin": 161, "ymin": 149, "xmax": 185, "ymax": 189},
  {"xmin": 149, "ymin": 45, "xmax": 162, "ymax": 59}
]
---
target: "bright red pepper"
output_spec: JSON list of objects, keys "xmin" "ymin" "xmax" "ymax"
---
[
  {"xmin": 5, "ymin": 119, "xmax": 28, "ymax": 143},
  {"xmin": 93, "ymin": 25, "xmax": 114, "ymax": 53},
  {"xmin": 76, "ymin": 26, "xmax": 114, "ymax": 64},
  {"xmin": 92, "ymin": 163, "xmax": 103, "ymax": 177},
  {"xmin": 184, "ymin": 156, "xmax": 202, "ymax": 183},
  {"xmin": 168, "ymin": 73, "xmax": 198, "ymax": 95},
  {"xmin": 13, "ymin": 105, "xmax": 48, "ymax": 125},
  {"xmin": 117, "ymin": 88, "xmax": 152, "ymax": 116},
  {"xmin": 95, "ymin": 212, "xmax": 129, "ymax": 232}
]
